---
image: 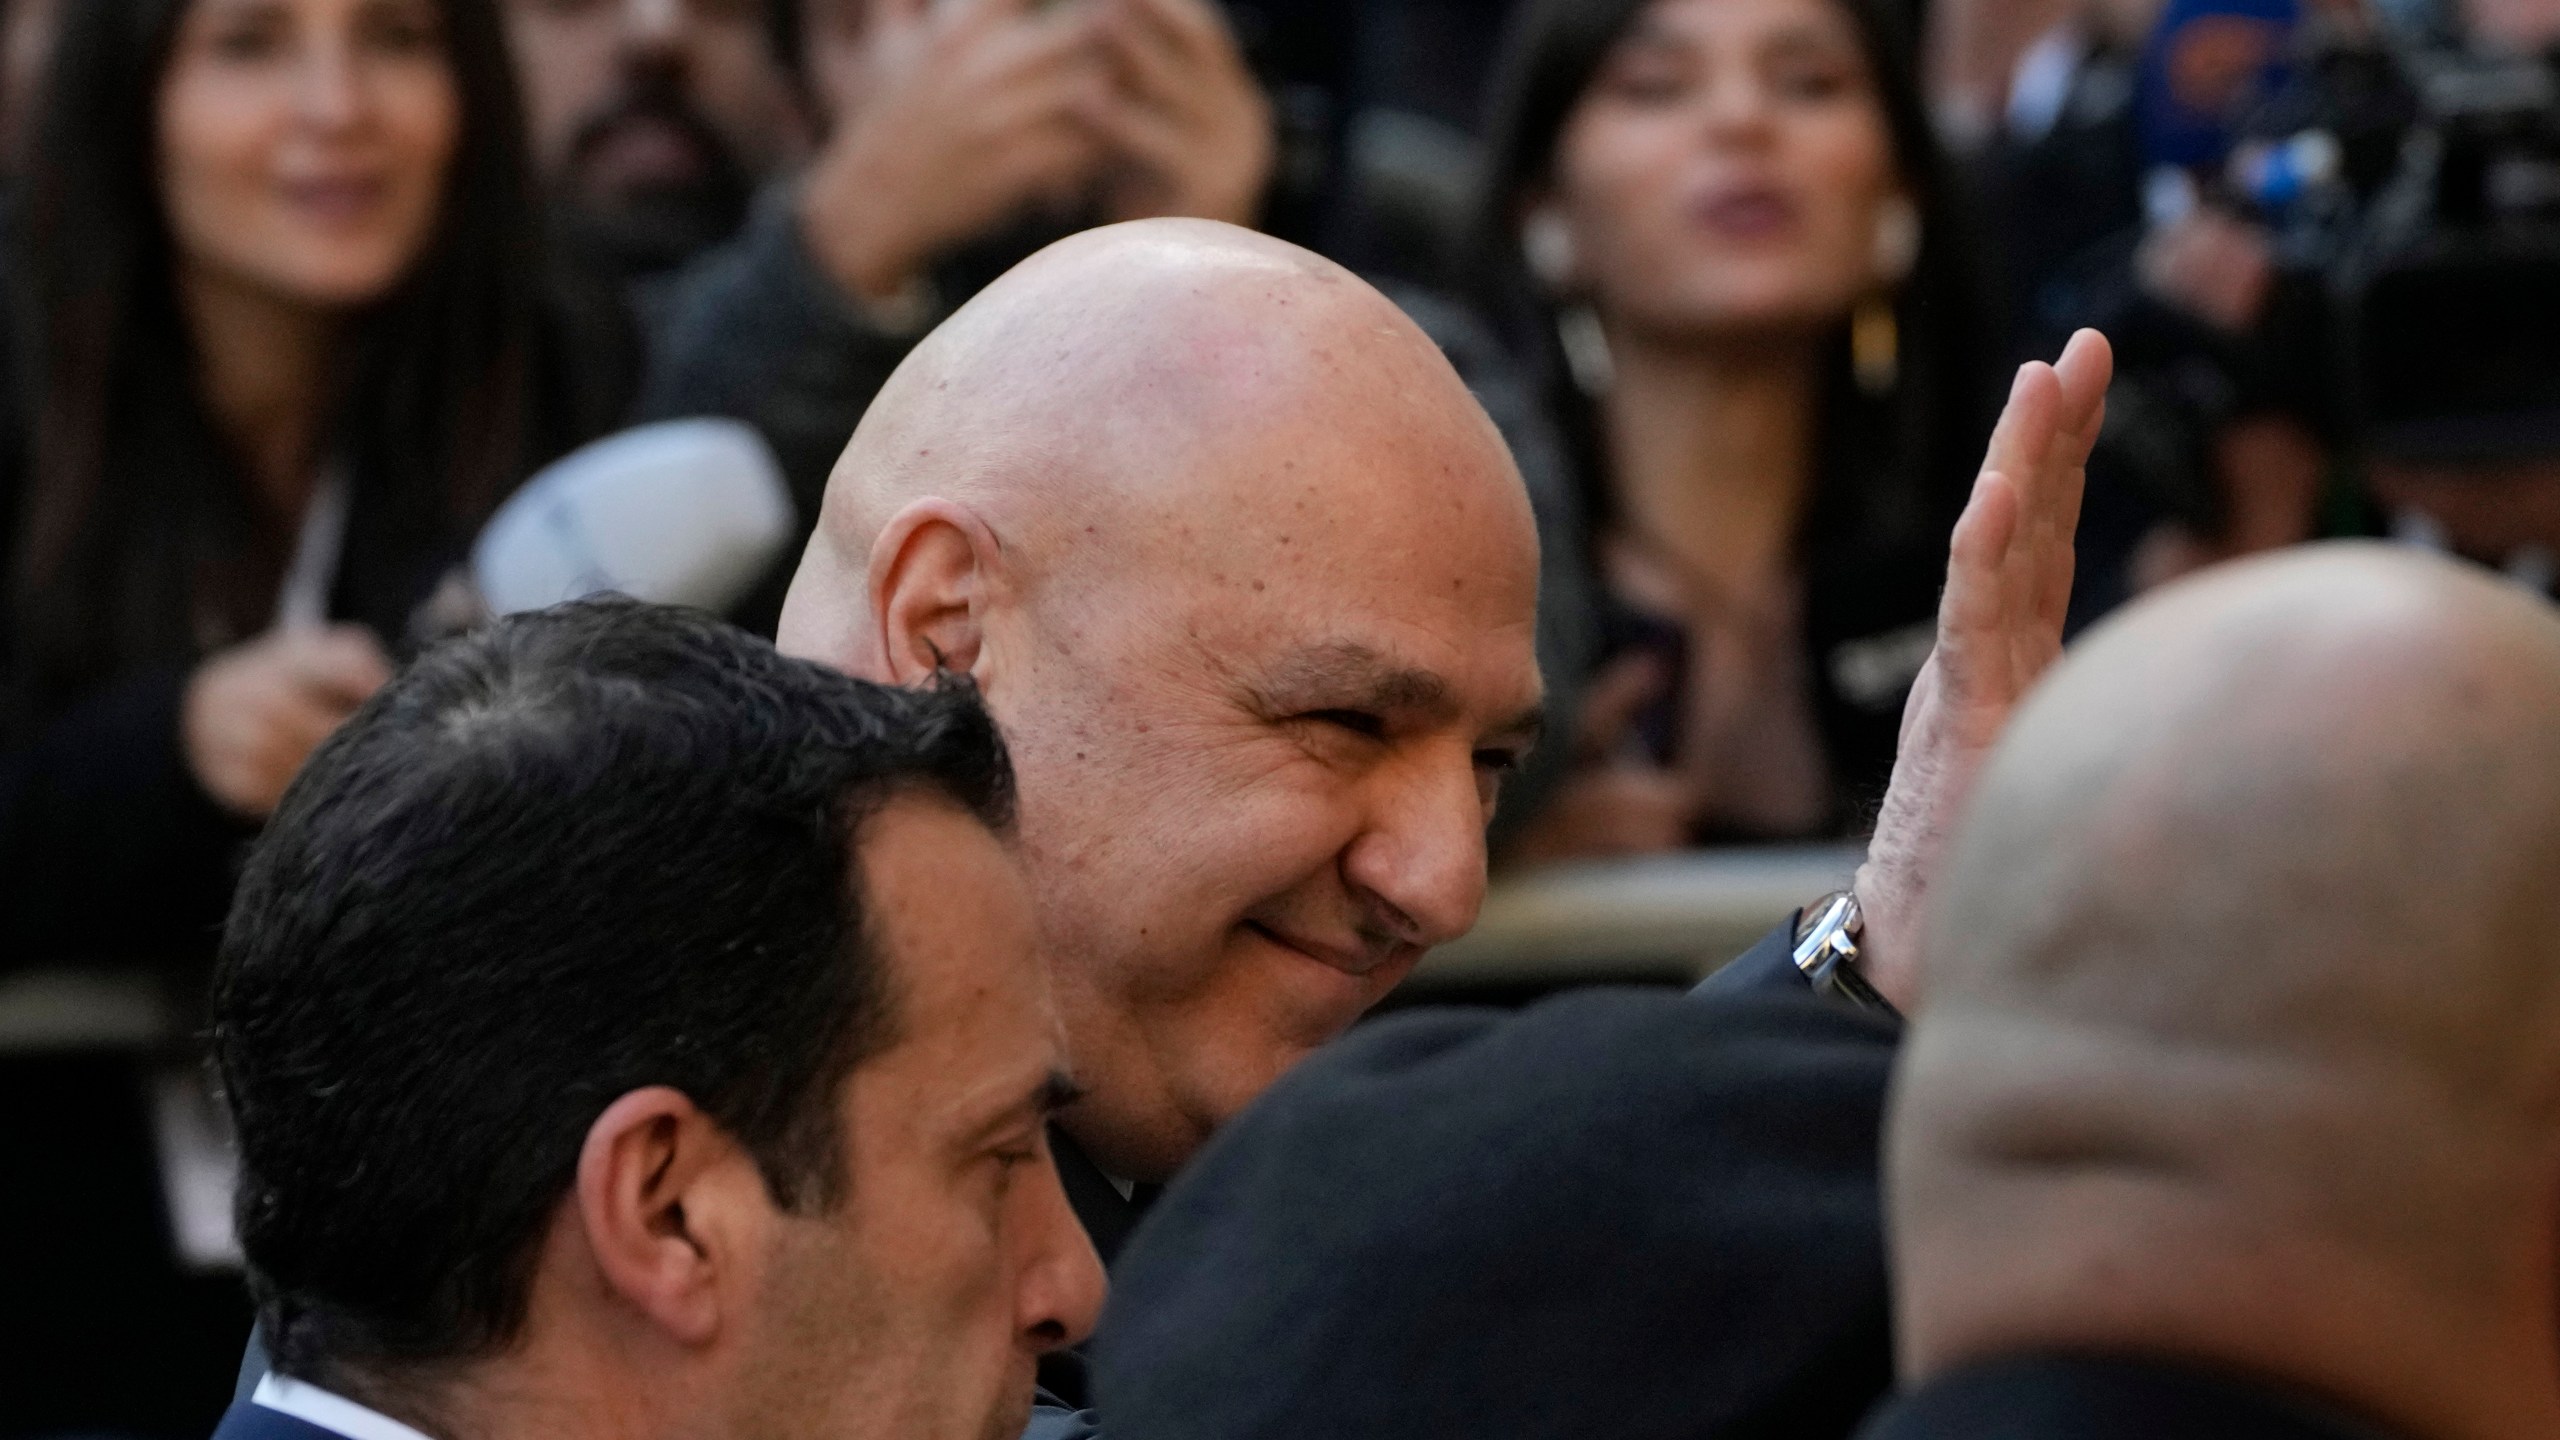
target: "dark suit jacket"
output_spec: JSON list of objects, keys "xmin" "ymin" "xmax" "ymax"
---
[
  {"xmin": 1090, "ymin": 923, "xmax": 1901, "ymax": 1440},
  {"xmin": 1857, "ymin": 1355, "xmax": 2406, "ymax": 1439},
  {"xmin": 210, "ymin": 1400, "xmax": 363, "ymax": 1440}
]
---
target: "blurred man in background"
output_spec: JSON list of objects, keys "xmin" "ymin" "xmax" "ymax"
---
[
  {"xmin": 212, "ymin": 599, "xmax": 1102, "ymax": 1440},
  {"xmin": 643, "ymin": 0, "xmax": 1275, "ymax": 629},
  {"xmin": 1874, "ymin": 545, "xmax": 2560, "ymax": 1437},
  {"xmin": 507, "ymin": 0, "xmax": 808, "ymax": 281}
]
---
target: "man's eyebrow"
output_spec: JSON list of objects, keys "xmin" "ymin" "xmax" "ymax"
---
[
  {"xmin": 959, "ymin": 1069, "xmax": 1085, "ymax": 1146},
  {"xmin": 1253, "ymin": 641, "xmax": 1455, "ymax": 718}
]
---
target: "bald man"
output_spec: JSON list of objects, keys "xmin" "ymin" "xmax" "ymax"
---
[
  {"xmin": 1870, "ymin": 544, "xmax": 2560, "ymax": 1439},
  {"xmin": 774, "ymin": 218, "xmax": 2109, "ymax": 1418}
]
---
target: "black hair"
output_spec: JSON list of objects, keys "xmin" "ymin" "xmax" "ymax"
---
[
  {"xmin": 1471, "ymin": 0, "xmax": 1997, "ymax": 557},
  {"xmin": 7, "ymin": 0, "xmax": 583, "ymax": 705},
  {"xmin": 211, "ymin": 597, "xmax": 1015, "ymax": 1391}
]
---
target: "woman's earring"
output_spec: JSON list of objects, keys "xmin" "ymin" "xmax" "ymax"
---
[
  {"xmin": 1522, "ymin": 206, "xmax": 1614, "ymax": 395},
  {"xmin": 1853, "ymin": 295, "xmax": 1900, "ymax": 397},
  {"xmin": 1857, "ymin": 197, "xmax": 1921, "ymax": 397}
]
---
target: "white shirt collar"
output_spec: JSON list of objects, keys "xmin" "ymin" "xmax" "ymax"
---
[{"xmin": 252, "ymin": 1374, "xmax": 440, "ymax": 1440}]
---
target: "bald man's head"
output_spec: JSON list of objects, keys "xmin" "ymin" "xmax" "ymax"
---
[
  {"xmin": 779, "ymin": 220, "xmax": 1545, "ymax": 1182},
  {"xmin": 782, "ymin": 221, "xmax": 1527, "ymax": 664},
  {"xmin": 1891, "ymin": 544, "xmax": 2560, "ymax": 1439}
]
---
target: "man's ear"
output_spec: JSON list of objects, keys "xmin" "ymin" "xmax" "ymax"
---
[
  {"xmin": 867, "ymin": 498, "xmax": 1004, "ymax": 686},
  {"xmin": 573, "ymin": 1088, "xmax": 772, "ymax": 1349}
]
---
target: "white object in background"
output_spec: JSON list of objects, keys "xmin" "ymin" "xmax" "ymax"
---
[
  {"xmin": 273, "ymin": 469, "xmax": 349, "ymax": 631},
  {"xmin": 151, "ymin": 1064, "xmax": 243, "ymax": 1272},
  {"xmin": 472, "ymin": 418, "xmax": 795, "ymax": 618}
]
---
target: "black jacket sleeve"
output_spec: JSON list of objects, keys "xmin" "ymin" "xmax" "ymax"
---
[
  {"xmin": 0, "ymin": 665, "xmax": 253, "ymax": 970},
  {"xmin": 1699, "ymin": 915, "xmax": 1816, "ymax": 999},
  {"xmin": 1095, "ymin": 985, "xmax": 1901, "ymax": 1440}
]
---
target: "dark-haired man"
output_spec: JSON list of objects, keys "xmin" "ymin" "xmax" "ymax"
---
[
  {"xmin": 208, "ymin": 598, "xmax": 1102, "ymax": 1440},
  {"xmin": 510, "ymin": 0, "xmax": 808, "ymax": 281}
]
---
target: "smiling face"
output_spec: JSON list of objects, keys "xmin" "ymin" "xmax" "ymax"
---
[
  {"xmin": 985, "ymin": 367, "xmax": 1545, "ymax": 1183},
  {"xmin": 735, "ymin": 797, "xmax": 1103, "ymax": 1440},
  {"xmin": 157, "ymin": 0, "xmax": 460, "ymax": 311},
  {"xmin": 1548, "ymin": 0, "xmax": 1904, "ymax": 343}
]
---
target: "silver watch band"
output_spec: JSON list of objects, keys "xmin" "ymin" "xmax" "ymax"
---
[{"xmin": 1791, "ymin": 891, "xmax": 1895, "ymax": 1014}]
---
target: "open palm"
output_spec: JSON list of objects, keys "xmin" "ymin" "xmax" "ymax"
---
[{"xmin": 1856, "ymin": 329, "xmax": 2114, "ymax": 1005}]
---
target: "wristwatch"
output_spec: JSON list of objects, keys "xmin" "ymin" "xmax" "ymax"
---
[{"xmin": 1791, "ymin": 890, "xmax": 1897, "ymax": 1015}]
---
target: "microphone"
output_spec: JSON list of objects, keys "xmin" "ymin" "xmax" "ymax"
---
[{"xmin": 470, "ymin": 418, "xmax": 797, "ymax": 618}]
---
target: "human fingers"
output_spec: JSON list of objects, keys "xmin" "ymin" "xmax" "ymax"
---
[
  {"xmin": 960, "ymin": 0, "xmax": 1107, "ymax": 62},
  {"xmin": 943, "ymin": 0, "xmax": 1064, "ymax": 35},
  {"xmin": 280, "ymin": 625, "xmax": 393, "ymax": 708},
  {"xmin": 1973, "ymin": 360, "xmax": 2063, "ymax": 655},
  {"xmin": 217, "ymin": 684, "xmax": 356, "ymax": 816},
  {"xmin": 1931, "ymin": 468, "xmax": 2025, "ymax": 712},
  {"xmin": 1976, "ymin": 359, "xmax": 2063, "ymax": 528},
  {"xmin": 2051, "ymin": 329, "xmax": 2113, "ymax": 451},
  {"xmin": 1110, "ymin": 0, "xmax": 1244, "ymax": 76},
  {"xmin": 1075, "ymin": 87, "xmax": 1194, "ymax": 181},
  {"xmin": 1102, "ymin": 0, "xmax": 1239, "ymax": 107},
  {"xmin": 268, "ymin": 686, "xmax": 354, "ymax": 763},
  {"xmin": 2026, "ymin": 330, "xmax": 2112, "ymax": 631}
]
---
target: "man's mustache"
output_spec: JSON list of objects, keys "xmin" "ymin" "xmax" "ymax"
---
[{"xmin": 566, "ymin": 78, "xmax": 742, "ymax": 191}]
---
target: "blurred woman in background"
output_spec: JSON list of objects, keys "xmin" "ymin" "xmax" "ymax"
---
[
  {"xmin": 1478, "ymin": 0, "xmax": 1999, "ymax": 860},
  {"xmin": 0, "ymin": 0, "xmax": 629, "ymax": 966}
]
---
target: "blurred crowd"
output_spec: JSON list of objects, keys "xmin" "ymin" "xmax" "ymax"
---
[{"xmin": 7, "ymin": 0, "xmax": 2560, "ymax": 1431}]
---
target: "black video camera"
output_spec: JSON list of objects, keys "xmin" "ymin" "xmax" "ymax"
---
[{"xmin": 2236, "ymin": 0, "xmax": 2560, "ymax": 463}]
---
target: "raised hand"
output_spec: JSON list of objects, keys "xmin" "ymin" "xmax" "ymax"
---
[
  {"xmin": 1853, "ymin": 329, "xmax": 2113, "ymax": 1006},
  {"xmin": 1087, "ymin": 0, "xmax": 1275, "ymax": 226},
  {"xmin": 798, "ymin": 0, "xmax": 1116, "ymax": 305}
]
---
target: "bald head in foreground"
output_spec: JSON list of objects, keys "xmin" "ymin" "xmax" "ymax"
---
[{"xmin": 1879, "ymin": 544, "xmax": 2560, "ymax": 1440}]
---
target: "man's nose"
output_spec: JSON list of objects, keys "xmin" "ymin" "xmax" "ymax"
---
[
  {"xmin": 1342, "ymin": 749, "xmax": 1491, "ymax": 951},
  {"xmin": 1021, "ymin": 1158, "xmax": 1107, "ymax": 1353}
]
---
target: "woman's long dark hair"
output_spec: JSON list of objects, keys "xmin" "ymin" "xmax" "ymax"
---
[
  {"xmin": 8, "ymin": 0, "xmax": 586, "ymax": 705},
  {"xmin": 1472, "ymin": 0, "xmax": 1998, "ymax": 563}
]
